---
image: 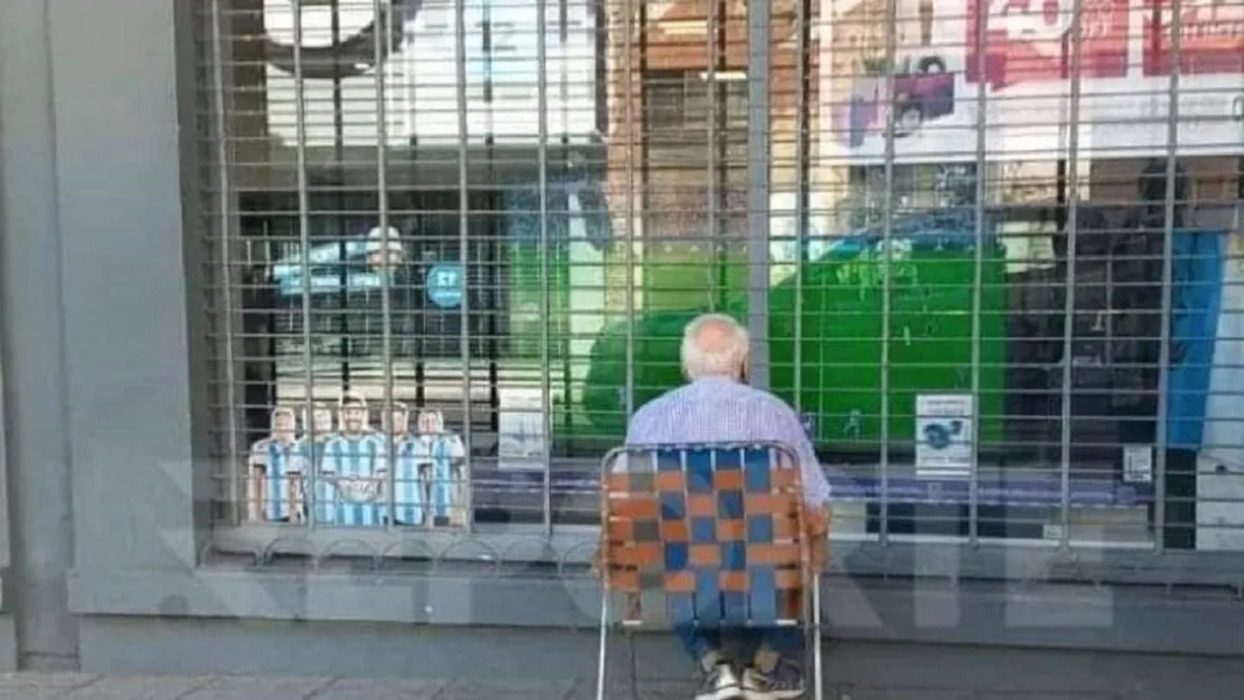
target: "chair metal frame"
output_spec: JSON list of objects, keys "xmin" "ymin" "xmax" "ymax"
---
[{"xmin": 595, "ymin": 442, "xmax": 825, "ymax": 700}]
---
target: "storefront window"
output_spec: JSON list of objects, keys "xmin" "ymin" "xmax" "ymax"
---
[{"xmin": 204, "ymin": 0, "xmax": 1244, "ymax": 561}]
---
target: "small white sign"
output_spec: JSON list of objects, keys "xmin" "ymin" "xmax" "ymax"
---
[
  {"xmin": 1042, "ymin": 524, "xmax": 1066, "ymax": 541},
  {"xmin": 1122, "ymin": 445, "xmax": 1154, "ymax": 484},
  {"xmin": 497, "ymin": 387, "xmax": 547, "ymax": 471},
  {"xmin": 915, "ymin": 394, "xmax": 975, "ymax": 480}
]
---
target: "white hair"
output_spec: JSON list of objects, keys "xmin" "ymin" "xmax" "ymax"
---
[{"xmin": 680, "ymin": 314, "xmax": 749, "ymax": 380}]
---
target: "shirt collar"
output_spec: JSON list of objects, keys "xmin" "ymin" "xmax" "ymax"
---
[{"xmin": 690, "ymin": 375, "xmax": 741, "ymax": 387}]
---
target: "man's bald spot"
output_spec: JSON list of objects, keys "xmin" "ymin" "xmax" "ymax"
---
[
  {"xmin": 681, "ymin": 313, "xmax": 749, "ymax": 379},
  {"xmin": 689, "ymin": 317, "xmax": 737, "ymax": 354}
]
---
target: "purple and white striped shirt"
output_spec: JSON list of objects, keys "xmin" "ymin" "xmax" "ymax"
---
[{"xmin": 623, "ymin": 376, "xmax": 832, "ymax": 505}]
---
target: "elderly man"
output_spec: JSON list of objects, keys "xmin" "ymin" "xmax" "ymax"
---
[{"xmin": 624, "ymin": 313, "xmax": 830, "ymax": 700}]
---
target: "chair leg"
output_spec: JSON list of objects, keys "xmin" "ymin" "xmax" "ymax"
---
[
  {"xmin": 811, "ymin": 574, "xmax": 824, "ymax": 700},
  {"xmin": 596, "ymin": 595, "xmax": 610, "ymax": 700}
]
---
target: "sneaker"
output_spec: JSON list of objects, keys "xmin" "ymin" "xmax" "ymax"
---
[
  {"xmin": 695, "ymin": 662, "xmax": 743, "ymax": 700},
  {"xmin": 741, "ymin": 659, "xmax": 805, "ymax": 700}
]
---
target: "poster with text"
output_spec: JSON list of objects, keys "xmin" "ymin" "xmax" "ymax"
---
[
  {"xmin": 915, "ymin": 394, "xmax": 976, "ymax": 479},
  {"xmin": 823, "ymin": 0, "xmax": 1244, "ymax": 163},
  {"xmin": 497, "ymin": 386, "xmax": 547, "ymax": 471}
]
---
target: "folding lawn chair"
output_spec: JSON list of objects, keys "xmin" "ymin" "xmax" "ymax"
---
[{"xmin": 595, "ymin": 442, "xmax": 825, "ymax": 699}]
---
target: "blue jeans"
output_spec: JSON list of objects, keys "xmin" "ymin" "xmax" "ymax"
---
[{"xmin": 674, "ymin": 624, "xmax": 803, "ymax": 668}]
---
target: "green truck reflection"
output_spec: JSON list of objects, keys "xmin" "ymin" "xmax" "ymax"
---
[{"xmin": 580, "ymin": 215, "xmax": 1007, "ymax": 451}]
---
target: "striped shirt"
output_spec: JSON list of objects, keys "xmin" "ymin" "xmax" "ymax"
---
[
  {"xmin": 296, "ymin": 434, "xmax": 329, "ymax": 474},
  {"xmin": 249, "ymin": 437, "xmax": 303, "ymax": 521},
  {"xmin": 391, "ymin": 437, "xmax": 424, "ymax": 526},
  {"xmin": 296, "ymin": 434, "xmax": 329, "ymax": 523},
  {"xmin": 624, "ymin": 376, "xmax": 831, "ymax": 506},
  {"xmin": 320, "ymin": 432, "xmax": 387, "ymax": 526},
  {"xmin": 418, "ymin": 434, "xmax": 466, "ymax": 518}
]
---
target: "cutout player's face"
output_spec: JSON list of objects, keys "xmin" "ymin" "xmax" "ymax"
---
[
  {"xmin": 312, "ymin": 408, "xmax": 333, "ymax": 434},
  {"xmin": 273, "ymin": 411, "xmax": 296, "ymax": 435},
  {"xmin": 418, "ymin": 411, "xmax": 442, "ymax": 435},
  {"xmin": 390, "ymin": 411, "xmax": 409, "ymax": 436},
  {"xmin": 341, "ymin": 406, "xmax": 367, "ymax": 434}
]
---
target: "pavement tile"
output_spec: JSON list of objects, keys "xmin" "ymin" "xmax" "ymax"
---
[
  {"xmin": 977, "ymin": 694, "xmax": 1119, "ymax": 700},
  {"xmin": 179, "ymin": 675, "xmax": 334, "ymax": 700},
  {"xmin": 566, "ymin": 679, "xmax": 696, "ymax": 700},
  {"xmin": 312, "ymin": 678, "xmax": 447, "ymax": 699},
  {"xmin": 837, "ymin": 688, "xmax": 976, "ymax": 700},
  {"xmin": 59, "ymin": 675, "xmax": 212, "ymax": 700},
  {"xmin": 437, "ymin": 678, "xmax": 576, "ymax": 699},
  {"xmin": 0, "ymin": 672, "xmax": 99, "ymax": 700}
]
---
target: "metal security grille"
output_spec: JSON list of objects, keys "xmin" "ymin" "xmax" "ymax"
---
[{"xmin": 198, "ymin": 0, "xmax": 1244, "ymax": 577}]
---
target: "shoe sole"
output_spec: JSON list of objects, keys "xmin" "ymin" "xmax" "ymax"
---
[
  {"xmin": 696, "ymin": 684, "xmax": 743, "ymax": 700},
  {"xmin": 742, "ymin": 688, "xmax": 806, "ymax": 700}
]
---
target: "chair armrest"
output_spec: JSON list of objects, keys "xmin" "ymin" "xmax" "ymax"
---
[{"xmin": 806, "ymin": 504, "xmax": 831, "ymax": 571}]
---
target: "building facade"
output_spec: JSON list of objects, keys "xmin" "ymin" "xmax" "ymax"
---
[{"xmin": 0, "ymin": 0, "xmax": 1242, "ymax": 681}]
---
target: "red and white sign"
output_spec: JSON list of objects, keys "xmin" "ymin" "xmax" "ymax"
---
[
  {"xmin": 966, "ymin": 0, "xmax": 1129, "ymax": 88},
  {"xmin": 825, "ymin": 0, "xmax": 1244, "ymax": 164},
  {"xmin": 1143, "ymin": 0, "xmax": 1244, "ymax": 76}
]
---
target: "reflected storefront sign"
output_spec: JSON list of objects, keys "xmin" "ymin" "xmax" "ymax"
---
[
  {"xmin": 823, "ymin": 0, "xmax": 1244, "ymax": 162},
  {"xmin": 262, "ymin": 0, "xmax": 601, "ymax": 147}
]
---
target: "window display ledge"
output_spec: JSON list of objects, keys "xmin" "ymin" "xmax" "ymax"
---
[{"xmin": 66, "ymin": 566, "xmax": 1244, "ymax": 655}]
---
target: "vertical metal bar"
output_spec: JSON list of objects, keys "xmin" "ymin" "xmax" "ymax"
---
[
  {"xmin": 706, "ymin": 0, "xmax": 719, "ymax": 311},
  {"xmin": 332, "ymin": 0, "xmax": 351, "ymax": 387},
  {"xmin": 455, "ymin": 0, "xmax": 475, "ymax": 532},
  {"xmin": 538, "ymin": 0, "xmax": 553, "ymax": 535},
  {"xmin": 1059, "ymin": 0, "xmax": 1086, "ymax": 550},
  {"xmin": 1154, "ymin": 0, "xmax": 1183, "ymax": 553},
  {"xmin": 623, "ymin": 0, "xmax": 636, "ymax": 417},
  {"xmin": 292, "ymin": 0, "xmax": 318, "ymax": 529},
  {"xmin": 595, "ymin": 592, "xmax": 610, "ymax": 700},
  {"xmin": 968, "ymin": 0, "xmax": 989, "ymax": 546},
  {"xmin": 746, "ymin": 0, "xmax": 771, "ymax": 389},
  {"xmin": 879, "ymin": 0, "xmax": 898, "ymax": 544},
  {"xmin": 793, "ymin": 0, "xmax": 808, "ymax": 413},
  {"xmin": 373, "ymin": 0, "xmax": 395, "ymax": 531},
  {"xmin": 209, "ymin": 0, "xmax": 241, "ymax": 526}
]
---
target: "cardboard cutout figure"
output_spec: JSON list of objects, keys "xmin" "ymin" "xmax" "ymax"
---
[
  {"xmin": 297, "ymin": 401, "xmax": 335, "ymax": 524},
  {"xmin": 384, "ymin": 402, "xmax": 424, "ymax": 527},
  {"xmin": 248, "ymin": 406, "xmax": 304, "ymax": 523},
  {"xmin": 416, "ymin": 409, "xmax": 468, "ymax": 526},
  {"xmin": 318, "ymin": 393, "xmax": 387, "ymax": 526}
]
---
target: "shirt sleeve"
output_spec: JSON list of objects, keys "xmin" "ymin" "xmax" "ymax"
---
[
  {"xmin": 617, "ymin": 408, "xmax": 655, "ymax": 474},
  {"xmin": 248, "ymin": 441, "xmax": 266, "ymax": 470},
  {"xmin": 623, "ymin": 408, "xmax": 648, "ymax": 445},
  {"xmin": 448, "ymin": 434, "xmax": 466, "ymax": 459},
  {"xmin": 320, "ymin": 439, "xmax": 338, "ymax": 476},
  {"xmin": 778, "ymin": 407, "xmax": 831, "ymax": 506},
  {"xmin": 370, "ymin": 435, "xmax": 389, "ymax": 475}
]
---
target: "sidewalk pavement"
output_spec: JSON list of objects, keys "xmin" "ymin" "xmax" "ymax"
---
[{"xmin": 0, "ymin": 671, "xmax": 1128, "ymax": 700}]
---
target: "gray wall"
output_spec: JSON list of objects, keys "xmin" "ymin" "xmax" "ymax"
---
[
  {"xmin": 0, "ymin": 0, "xmax": 203, "ymax": 669},
  {"xmin": 0, "ymin": 0, "xmax": 74, "ymax": 671},
  {"xmin": 0, "ymin": 0, "xmax": 1241, "ymax": 679}
]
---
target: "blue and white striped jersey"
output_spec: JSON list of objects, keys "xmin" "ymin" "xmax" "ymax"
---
[
  {"xmin": 296, "ymin": 433, "xmax": 331, "ymax": 474},
  {"xmin": 417, "ymin": 433, "xmax": 466, "ymax": 520},
  {"xmin": 249, "ymin": 437, "xmax": 304, "ymax": 521},
  {"xmin": 390, "ymin": 437, "xmax": 424, "ymax": 526},
  {"xmin": 319, "ymin": 431, "xmax": 388, "ymax": 526}
]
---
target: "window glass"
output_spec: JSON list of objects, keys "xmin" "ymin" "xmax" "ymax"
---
[{"xmin": 206, "ymin": 0, "xmax": 1244, "ymax": 560}]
